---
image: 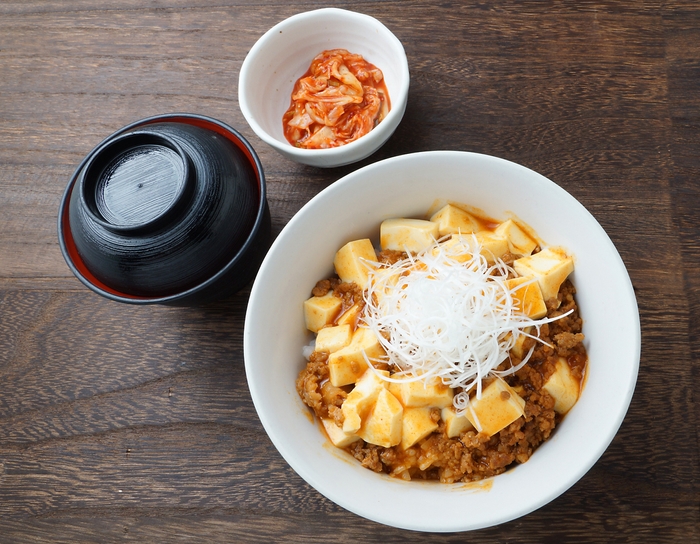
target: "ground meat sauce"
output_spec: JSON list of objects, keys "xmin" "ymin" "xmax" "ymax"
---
[
  {"xmin": 297, "ymin": 206, "xmax": 587, "ymax": 483},
  {"xmin": 296, "ymin": 277, "xmax": 587, "ymax": 483}
]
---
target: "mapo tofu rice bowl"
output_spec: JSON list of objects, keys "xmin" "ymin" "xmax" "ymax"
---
[{"xmin": 243, "ymin": 151, "xmax": 640, "ymax": 532}]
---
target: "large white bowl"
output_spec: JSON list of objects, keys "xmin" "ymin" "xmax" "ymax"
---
[
  {"xmin": 238, "ymin": 8, "xmax": 410, "ymax": 168},
  {"xmin": 244, "ymin": 151, "xmax": 640, "ymax": 532}
]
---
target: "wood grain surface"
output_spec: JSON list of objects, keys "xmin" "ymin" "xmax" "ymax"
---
[{"xmin": 1, "ymin": 1, "xmax": 698, "ymax": 542}]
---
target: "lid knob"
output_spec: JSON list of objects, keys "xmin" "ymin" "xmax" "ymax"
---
[{"xmin": 81, "ymin": 133, "xmax": 193, "ymax": 234}]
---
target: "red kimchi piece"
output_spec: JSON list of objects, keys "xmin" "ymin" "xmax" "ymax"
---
[{"xmin": 283, "ymin": 49, "xmax": 391, "ymax": 149}]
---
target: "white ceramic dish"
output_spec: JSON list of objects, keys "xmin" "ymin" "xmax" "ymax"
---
[
  {"xmin": 238, "ymin": 8, "xmax": 409, "ymax": 168},
  {"xmin": 244, "ymin": 151, "xmax": 640, "ymax": 532}
]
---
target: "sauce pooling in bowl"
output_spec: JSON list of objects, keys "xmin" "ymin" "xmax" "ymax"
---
[{"xmin": 283, "ymin": 49, "xmax": 390, "ymax": 149}]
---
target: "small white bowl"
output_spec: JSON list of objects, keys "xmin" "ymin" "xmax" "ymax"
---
[
  {"xmin": 238, "ymin": 8, "xmax": 410, "ymax": 168},
  {"xmin": 244, "ymin": 151, "xmax": 641, "ymax": 531}
]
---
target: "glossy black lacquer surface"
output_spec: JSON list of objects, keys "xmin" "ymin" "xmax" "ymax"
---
[
  {"xmin": 61, "ymin": 116, "xmax": 270, "ymax": 304},
  {"xmin": 91, "ymin": 135, "xmax": 190, "ymax": 231}
]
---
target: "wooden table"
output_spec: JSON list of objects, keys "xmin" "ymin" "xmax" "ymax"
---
[{"xmin": 1, "ymin": 1, "xmax": 698, "ymax": 542}]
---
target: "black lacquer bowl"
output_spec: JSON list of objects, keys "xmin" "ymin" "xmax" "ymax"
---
[{"xmin": 58, "ymin": 114, "xmax": 271, "ymax": 305}]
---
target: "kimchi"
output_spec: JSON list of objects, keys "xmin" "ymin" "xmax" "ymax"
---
[{"xmin": 283, "ymin": 49, "xmax": 391, "ymax": 149}]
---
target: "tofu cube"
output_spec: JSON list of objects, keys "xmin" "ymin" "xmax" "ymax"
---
[
  {"xmin": 495, "ymin": 219, "xmax": 538, "ymax": 257},
  {"xmin": 336, "ymin": 303, "xmax": 362, "ymax": 329},
  {"xmin": 357, "ymin": 388, "xmax": 404, "ymax": 448},
  {"xmin": 543, "ymin": 357, "xmax": 580, "ymax": 414},
  {"xmin": 431, "ymin": 236, "xmax": 472, "ymax": 263},
  {"xmin": 342, "ymin": 369, "xmax": 389, "ymax": 433},
  {"xmin": 321, "ymin": 418, "xmax": 361, "ymax": 448},
  {"xmin": 441, "ymin": 406, "xmax": 474, "ymax": 438},
  {"xmin": 473, "ymin": 232, "xmax": 510, "ymax": 263},
  {"xmin": 513, "ymin": 247, "xmax": 574, "ymax": 302},
  {"xmin": 380, "ymin": 218, "xmax": 439, "ymax": 253},
  {"xmin": 504, "ymin": 277, "xmax": 547, "ymax": 319},
  {"xmin": 315, "ymin": 324, "xmax": 352, "ymax": 354},
  {"xmin": 510, "ymin": 326, "xmax": 533, "ymax": 359},
  {"xmin": 465, "ymin": 378, "xmax": 526, "ymax": 437},
  {"xmin": 445, "ymin": 233, "xmax": 508, "ymax": 264},
  {"xmin": 430, "ymin": 204, "xmax": 483, "ymax": 236},
  {"xmin": 329, "ymin": 328, "xmax": 386, "ymax": 387},
  {"xmin": 511, "ymin": 385, "xmax": 525, "ymax": 396},
  {"xmin": 388, "ymin": 378, "xmax": 453, "ymax": 408},
  {"xmin": 334, "ymin": 239, "xmax": 377, "ymax": 288},
  {"xmin": 304, "ymin": 292, "xmax": 342, "ymax": 333},
  {"xmin": 368, "ymin": 266, "xmax": 400, "ymax": 305},
  {"xmin": 401, "ymin": 407, "xmax": 438, "ymax": 449}
]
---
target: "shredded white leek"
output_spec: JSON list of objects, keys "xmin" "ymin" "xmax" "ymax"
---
[{"xmin": 361, "ymin": 235, "xmax": 571, "ymax": 413}]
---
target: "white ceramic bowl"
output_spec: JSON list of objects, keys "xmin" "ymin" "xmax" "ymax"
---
[
  {"xmin": 238, "ymin": 8, "xmax": 409, "ymax": 168},
  {"xmin": 244, "ymin": 151, "xmax": 640, "ymax": 532}
]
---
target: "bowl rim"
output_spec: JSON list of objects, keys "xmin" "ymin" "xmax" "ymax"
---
[
  {"xmin": 58, "ymin": 113, "xmax": 268, "ymax": 304},
  {"xmin": 244, "ymin": 150, "xmax": 641, "ymax": 531},
  {"xmin": 238, "ymin": 7, "xmax": 410, "ymax": 161}
]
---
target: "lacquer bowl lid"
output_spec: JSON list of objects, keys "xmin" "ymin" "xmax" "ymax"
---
[{"xmin": 59, "ymin": 114, "xmax": 271, "ymax": 305}]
